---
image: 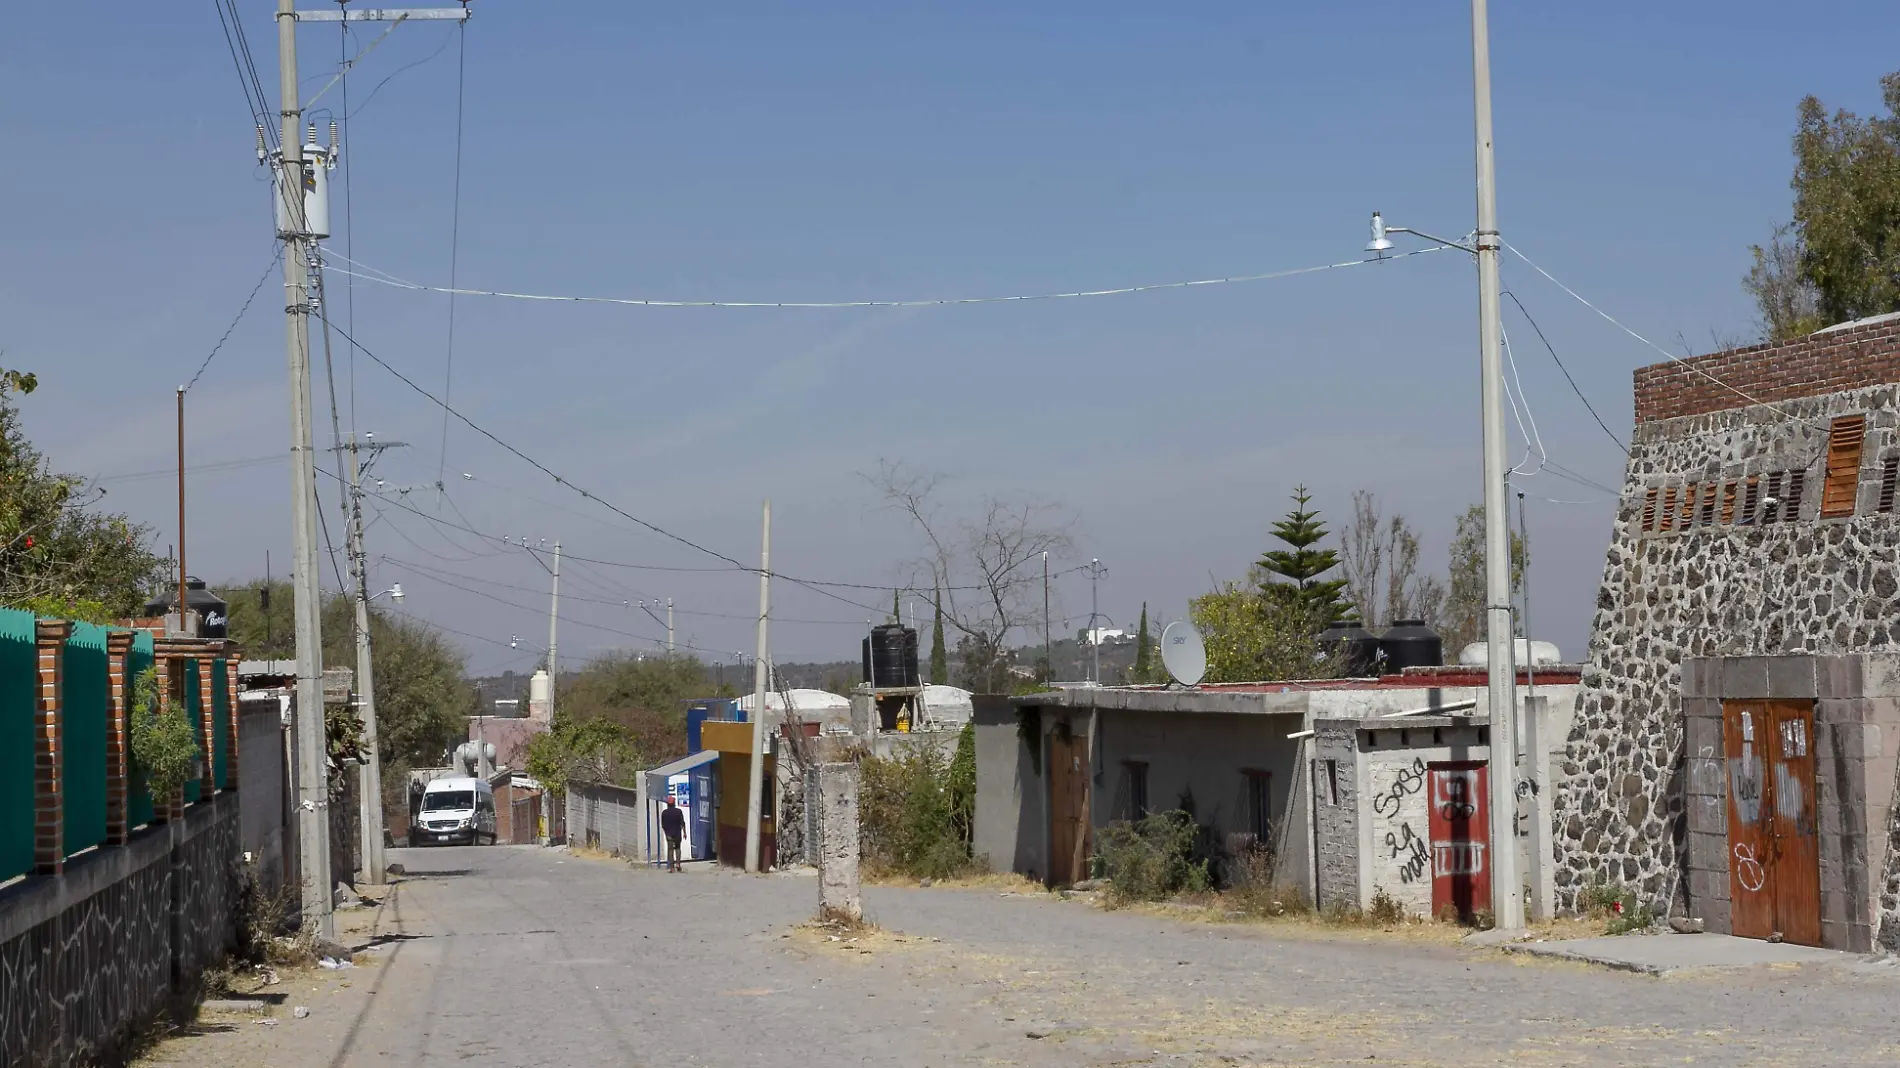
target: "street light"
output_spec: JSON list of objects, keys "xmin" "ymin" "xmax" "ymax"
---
[
  {"xmin": 367, "ymin": 583, "xmax": 403, "ymax": 603},
  {"xmin": 1364, "ymin": 0, "xmax": 1524, "ymax": 930}
]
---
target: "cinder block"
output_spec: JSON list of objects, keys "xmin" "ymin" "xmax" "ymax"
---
[
  {"xmin": 1685, "ymin": 715, "xmax": 1723, "ymax": 759},
  {"xmin": 1681, "ymin": 660, "xmax": 1710, "ymax": 698},
  {"xmin": 1766, "ymin": 657, "xmax": 1818, "ymax": 699},
  {"xmin": 1688, "ymin": 866, "xmax": 1731, "ymax": 905},
  {"xmin": 1685, "ymin": 830, "xmax": 1728, "ymax": 871},
  {"xmin": 1819, "ymin": 656, "xmax": 1864, "ymax": 699},
  {"xmin": 1818, "ymin": 698, "xmax": 1874, "ymax": 725},
  {"xmin": 1861, "ymin": 654, "xmax": 1900, "ymax": 698},
  {"xmin": 1702, "ymin": 896, "xmax": 1731, "ymax": 935},
  {"xmin": 1723, "ymin": 658, "xmax": 1770, "ymax": 699},
  {"xmin": 1822, "ymin": 890, "xmax": 1852, "ymax": 924},
  {"xmin": 1682, "ymin": 697, "xmax": 1721, "ymax": 723}
]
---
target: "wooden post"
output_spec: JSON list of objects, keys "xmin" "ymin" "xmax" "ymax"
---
[
  {"xmin": 105, "ymin": 630, "xmax": 135, "ymax": 845},
  {"xmin": 34, "ymin": 620, "xmax": 73, "ymax": 874}
]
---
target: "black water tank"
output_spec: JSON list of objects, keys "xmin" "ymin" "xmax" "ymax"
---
[
  {"xmin": 1317, "ymin": 619, "xmax": 1382, "ymax": 676},
  {"xmin": 1379, "ymin": 619, "xmax": 1443, "ymax": 671},
  {"xmin": 142, "ymin": 577, "xmax": 230, "ymax": 639},
  {"xmin": 865, "ymin": 624, "xmax": 920, "ymax": 688}
]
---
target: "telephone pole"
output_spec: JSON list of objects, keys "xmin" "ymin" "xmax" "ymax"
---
[
  {"xmin": 666, "ymin": 597, "xmax": 675, "ymax": 655},
  {"xmin": 275, "ymin": 0, "xmax": 332, "ymax": 939},
  {"xmin": 1042, "ymin": 551, "xmax": 1051, "ymax": 683},
  {"xmin": 342, "ymin": 436, "xmax": 404, "ymax": 886},
  {"xmin": 271, "ymin": 3, "xmax": 473, "ymax": 929},
  {"xmin": 745, "ymin": 501, "xmax": 771, "ymax": 873}
]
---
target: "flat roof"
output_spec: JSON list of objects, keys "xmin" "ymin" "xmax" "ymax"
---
[{"xmin": 1014, "ymin": 669, "xmax": 1581, "ymax": 719}]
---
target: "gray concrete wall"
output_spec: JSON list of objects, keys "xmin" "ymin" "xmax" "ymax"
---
[
  {"xmin": 972, "ymin": 695, "xmax": 1038, "ymax": 875},
  {"xmin": 1312, "ymin": 722, "xmax": 1360, "ymax": 913},
  {"xmin": 237, "ymin": 699, "xmax": 289, "ymax": 898},
  {"xmin": 1088, "ymin": 708, "xmax": 1305, "ymax": 886},
  {"xmin": 0, "ymin": 792, "xmax": 240, "ymax": 1068},
  {"xmin": 566, "ymin": 782, "xmax": 642, "ymax": 860}
]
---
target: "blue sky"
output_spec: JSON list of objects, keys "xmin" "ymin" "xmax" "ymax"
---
[{"xmin": 3, "ymin": 2, "xmax": 1895, "ymax": 675}]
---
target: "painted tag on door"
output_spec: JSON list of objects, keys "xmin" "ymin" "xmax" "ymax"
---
[
  {"xmin": 1427, "ymin": 762, "xmax": 1489, "ymax": 922},
  {"xmin": 1723, "ymin": 700, "xmax": 1821, "ymax": 946}
]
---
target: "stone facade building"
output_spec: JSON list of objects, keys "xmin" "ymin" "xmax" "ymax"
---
[{"xmin": 1558, "ymin": 314, "xmax": 1900, "ymax": 951}]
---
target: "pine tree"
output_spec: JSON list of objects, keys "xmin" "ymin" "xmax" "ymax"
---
[
  {"xmin": 1132, "ymin": 602, "xmax": 1153, "ymax": 682},
  {"xmin": 1259, "ymin": 485, "xmax": 1352, "ymax": 625},
  {"xmin": 929, "ymin": 589, "xmax": 948, "ymax": 685}
]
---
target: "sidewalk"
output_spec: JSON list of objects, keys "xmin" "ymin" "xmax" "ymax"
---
[{"xmin": 1500, "ymin": 932, "xmax": 1869, "ymax": 975}]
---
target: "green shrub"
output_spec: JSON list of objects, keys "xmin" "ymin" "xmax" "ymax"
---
[
  {"xmin": 1223, "ymin": 845, "xmax": 1310, "ymax": 918},
  {"xmin": 1366, "ymin": 887, "xmax": 1407, "ymax": 926},
  {"xmin": 127, "ymin": 667, "xmax": 196, "ymax": 803},
  {"xmin": 1097, "ymin": 810, "xmax": 1211, "ymax": 906},
  {"xmin": 859, "ymin": 731, "xmax": 978, "ymax": 881},
  {"xmin": 1580, "ymin": 875, "xmax": 1654, "ymax": 935}
]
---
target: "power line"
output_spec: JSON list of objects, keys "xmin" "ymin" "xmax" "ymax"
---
[
  {"xmin": 319, "ymin": 244, "xmax": 1450, "ymax": 311},
  {"xmin": 185, "ymin": 247, "xmax": 283, "ymax": 393},
  {"xmin": 344, "ymin": 25, "xmax": 458, "ymax": 120},
  {"xmin": 1503, "ymin": 289, "xmax": 1630, "ymax": 456},
  {"xmin": 1504, "ymin": 242, "xmax": 1820, "ymax": 429},
  {"xmin": 439, "ymin": 21, "xmax": 469, "ymax": 490}
]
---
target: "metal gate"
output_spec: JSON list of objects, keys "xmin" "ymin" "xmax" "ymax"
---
[
  {"xmin": 1723, "ymin": 700, "xmax": 1820, "ymax": 945},
  {"xmin": 1427, "ymin": 762, "xmax": 1490, "ymax": 922}
]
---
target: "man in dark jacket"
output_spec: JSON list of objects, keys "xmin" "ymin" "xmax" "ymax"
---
[{"xmin": 660, "ymin": 796, "xmax": 686, "ymax": 872}]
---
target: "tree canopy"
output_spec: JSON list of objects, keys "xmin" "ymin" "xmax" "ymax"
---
[{"xmin": 1748, "ymin": 71, "xmax": 1900, "ymax": 339}]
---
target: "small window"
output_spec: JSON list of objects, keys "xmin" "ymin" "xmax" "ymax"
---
[
  {"xmin": 1762, "ymin": 472, "xmax": 1783, "ymax": 523},
  {"xmin": 1642, "ymin": 488, "xmax": 1659, "ymax": 531},
  {"xmin": 1659, "ymin": 486, "xmax": 1678, "ymax": 532},
  {"xmin": 1699, "ymin": 483, "xmax": 1718, "ymax": 527},
  {"xmin": 1244, "ymin": 770, "xmax": 1272, "ymax": 839},
  {"xmin": 1822, "ymin": 416, "xmax": 1865, "ymax": 519},
  {"xmin": 1123, "ymin": 761, "xmax": 1149, "ymax": 820},
  {"xmin": 1680, "ymin": 483, "xmax": 1698, "ymax": 529},
  {"xmin": 1880, "ymin": 457, "xmax": 1899, "ymax": 513},
  {"xmin": 1783, "ymin": 470, "xmax": 1807, "ymax": 522},
  {"xmin": 1741, "ymin": 476, "xmax": 1761, "ymax": 524},
  {"xmin": 1722, "ymin": 481, "xmax": 1737, "ymax": 525},
  {"xmin": 1323, "ymin": 759, "xmax": 1340, "ymax": 806}
]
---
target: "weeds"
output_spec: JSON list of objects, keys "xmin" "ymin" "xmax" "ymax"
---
[
  {"xmin": 1365, "ymin": 887, "xmax": 1408, "ymax": 926},
  {"xmin": 1579, "ymin": 876, "xmax": 1654, "ymax": 935},
  {"xmin": 859, "ymin": 728, "xmax": 981, "ymax": 881},
  {"xmin": 1097, "ymin": 810, "xmax": 1212, "ymax": 906},
  {"xmin": 1222, "ymin": 846, "xmax": 1310, "ymax": 918}
]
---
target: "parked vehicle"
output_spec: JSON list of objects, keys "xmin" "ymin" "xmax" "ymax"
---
[{"xmin": 413, "ymin": 777, "xmax": 497, "ymax": 846}]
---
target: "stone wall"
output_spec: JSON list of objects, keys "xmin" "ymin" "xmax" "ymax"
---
[
  {"xmin": 1561, "ymin": 328, "xmax": 1900, "ymax": 915},
  {"xmin": 0, "ymin": 792, "xmax": 239, "ymax": 1067}
]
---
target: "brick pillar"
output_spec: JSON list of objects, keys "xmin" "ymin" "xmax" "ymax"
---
[
  {"xmin": 223, "ymin": 644, "xmax": 243, "ymax": 793},
  {"xmin": 34, "ymin": 619, "xmax": 73, "ymax": 875},
  {"xmin": 194, "ymin": 653, "xmax": 215, "ymax": 799},
  {"xmin": 104, "ymin": 631, "xmax": 134, "ymax": 845}
]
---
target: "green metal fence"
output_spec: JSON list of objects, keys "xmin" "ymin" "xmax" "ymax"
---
[
  {"xmin": 182, "ymin": 659, "xmax": 203, "ymax": 806},
  {"xmin": 212, "ymin": 658, "xmax": 230, "ymax": 790},
  {"xmin": 127, "ymin": 630, "xmax": 155, "ymax": 829},
  {"xmin": 0, "ymin": 609, "xmax": 38, "ymax": 881},
  {"xmin": 62, "ymin": 623, "xmax": 109, "ymax": 857}
]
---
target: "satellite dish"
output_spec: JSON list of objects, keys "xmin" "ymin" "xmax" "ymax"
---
[{"xmin": 1160, "ymin": 621, "xmax": 1207, "ymax": 686}]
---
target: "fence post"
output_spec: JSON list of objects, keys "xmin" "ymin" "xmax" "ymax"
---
[
  {"xmin": 223, "ymin": 644, "xmax": 243, "ymax": 792},
  {"xmin": 33, "ymin": 620, "xmax": 73, "ymax": 874},
  {"xmin": 817, "ymin": 763, "xmax": 862, "ymax": 921},
  {"xmin": 105, "ymin": 630, "xmax": 134, "ymax": 846}
]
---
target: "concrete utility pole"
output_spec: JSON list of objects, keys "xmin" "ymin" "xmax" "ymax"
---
[
  {"xmin": 1042, "ymin": 551, "xmax": 1051, "ymax": 682},
  {"xmin": 345, "ymin": 435, "xmax": 404, "ymax": 886},
  {"xmin": 276, "ymin": 0, "xmax": 333, "ymax": 939},
  {"xmin": 1470, "ymin": 0, "xmax": 1524, "ymax": 932},
  {"xmin": 175, "ymin": 388, "xmax": 189, "ymax": 633},
  {"xmin": 666, "ymin": 597, "xmax": 675, "ymax": 655},
  {"xmin": 543, "ymin": 539, "xmax": 560, "ymax": 842},
  {"xmin": 745, "ymin": 501, "xmax": 772, "ymax": 873},
  {"xmin": 1086, "ymin": 558, "xmax": 1107, "ymax": 686}
]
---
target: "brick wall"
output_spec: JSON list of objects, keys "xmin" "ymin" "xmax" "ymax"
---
[{"xmin": 1634, "ymin": 318, "xmax": 1900, "ymax": 424}]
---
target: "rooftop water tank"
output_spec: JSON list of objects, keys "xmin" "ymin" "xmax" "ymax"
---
[
  {"xmin": 863, "ymin": 624, "xmax": 920, "ymax": 689},
  {"xmin": 1316, "ymin": 619, "xmax": 1382, "ymax": 676},
  {"xmin": 143, "ymin": 577, "xmax": 230, "ymax": 639},
  {"xmin": 1378, "ymin": 620, "xmax": 1443, "ymax": 671}
]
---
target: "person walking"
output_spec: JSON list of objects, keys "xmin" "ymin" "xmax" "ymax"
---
[{"xmin": 660, "ymin": 795, "xmax": 686, "ymax": 873}]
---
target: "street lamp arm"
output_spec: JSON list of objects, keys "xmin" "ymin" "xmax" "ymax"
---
[{"xmin": 1386, "ymin": 226, "xmax": 1478, "ymax": 254}]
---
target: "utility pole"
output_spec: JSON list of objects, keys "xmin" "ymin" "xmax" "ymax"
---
[
  {"xmin": 175, "ymin": 388, "xmax": 189, "ymax": 633},
  {"xmin": 1042, "ymin": 551, "xmax": 1051, "ymax": 683},
  {"xmin": 666, "ymin": 597, "xmax": 675, "ymax": 655},
  {"xmin": 342, "ymin": 435, "xmax": 404, "ymax": 886},
  {"xmin": 543, "ymin": 538, "xmax": 560, "ymax": 841},
  {"xmin": 1470, "ymin": 0, "xmax": 1524, "ymax": 931},
  {"xmin": 1086, "ymin": 559, "xmax": 1106, "ymax": 686},
  {"xmin": 745, "ymin": 501, "xmax": 771, "ymax": 873},
  {"xmin": 275, "ymin": 0, "xmax": 332, "ymax": 939}
]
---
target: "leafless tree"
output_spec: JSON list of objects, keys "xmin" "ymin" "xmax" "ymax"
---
[
  {"xmin": 868, "ymin": 461, "xmax": 1073, "ymax": 692},
  {"xmin": 1340, "ymin": 490, "xmax": 1444, "ymax": 628}
]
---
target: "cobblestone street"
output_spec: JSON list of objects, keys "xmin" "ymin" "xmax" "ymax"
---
[{"xmin": 139, "ymin": 845, "xmax": 1900, "ymax": 1068}]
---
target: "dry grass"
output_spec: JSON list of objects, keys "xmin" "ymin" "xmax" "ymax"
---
[
  {"xmin": 565, "ymin": 843, "xmax": 624, "ymax": 864},
  {"xmin": 862, "ymin": 867, "xmax": 1045, "ymax": 893}
]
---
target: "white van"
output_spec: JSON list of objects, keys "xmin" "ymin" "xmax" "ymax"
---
[{"xmin": 414, "ymin": 777, "xmax": 497, "ymax": 846}]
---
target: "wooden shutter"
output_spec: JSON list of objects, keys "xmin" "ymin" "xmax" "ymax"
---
[
  {"xmin": 1821, "ymin": 415, "xmax": 1866, "ymax": 519},
  {"xmin": 1880, "ymin": 457, "xmax": 1899, "ymax": 513},
  {"xmin": 1681, "ymin": 484, "xmax": 1698, "ymax": 529},
  {"xmin": 1700, "ymin": 484, "xmax": 1718, "ymax": 527},
  {"xmin": 1784, "ymin": 470, "xmax": 1807, "ymax": 522},
  {"xmin": 1762, "ymin": 473, "xmax": 1783, "ymax": 523},
  {"xmin": 1660, "ymin": 486, "xmax": 1678, "ymax": 532},
  {"xmin": 1722, "ymin": 481, "xmax": 1737, "ymax": 525},
  {"xmin": 1643, "ymin": 488, "xmax": 1659, "ymax": 532},
  {"xmin": 1742, "ymin": 476, "xmax": 1761, "ymax": 524}
]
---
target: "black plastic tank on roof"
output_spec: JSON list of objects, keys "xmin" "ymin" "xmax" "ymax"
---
[
  {"xmin": 1378, "ymin": 619, "xmax": 1443, "ymax": 672},
  {"xmin": 864, "ymin": 624, "xmax": 920, "ymax": 688},
  {"xmin": 142, "ymin": 577, "xmax": 230, "ymax": 639},
  {"xmin": 1316, "ymin": 619, "xmax": 1382, "ymax": 676}
]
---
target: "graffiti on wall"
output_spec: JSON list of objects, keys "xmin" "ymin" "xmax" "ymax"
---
[
  {"xmin": 1371, "ymin": 758, "xmax": 1425, "ymax": 818},
  {"xmin": 1384, "ymin": 823, "xmax": 1428, "ymax": 883}
]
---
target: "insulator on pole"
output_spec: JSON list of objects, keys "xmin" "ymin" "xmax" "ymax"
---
[{"xmin": 255, "ymin": 125, "xmax": 268, "ymax": 162}]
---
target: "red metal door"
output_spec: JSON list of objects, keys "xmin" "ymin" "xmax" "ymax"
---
[
  {"xmin": 1427, "ymin": 762, "xmax": 1490, "ymax": 922},
  {"xmin": 1766, "ymin": 701, "xmax": 1821, "ymax": 946}
]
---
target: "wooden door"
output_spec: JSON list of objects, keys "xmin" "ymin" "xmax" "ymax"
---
[
  {"xmin": 1723, "ymin": 700, "xmax": 1821, "ymax": 945},
  {"xmin": 1427, "ymin": 762, "xmax": 1490, "ymax": 922},
  {"xmin": 1046, "ymin": 728, "xmax": 1089, "ymax": 886},
  {"xmin": 1766, "ymin": 701, "xmax": 1820, "ymax": 946}
]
